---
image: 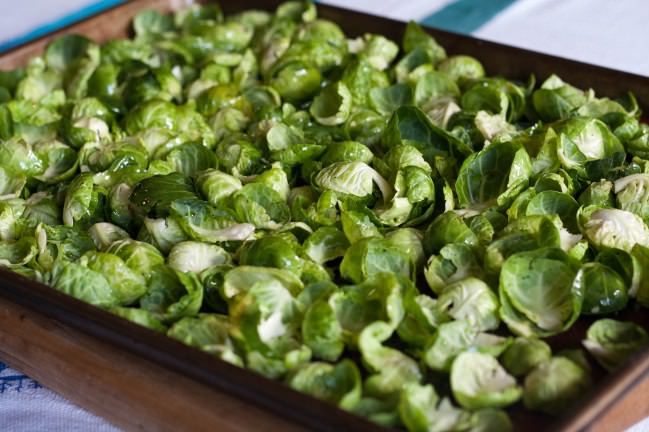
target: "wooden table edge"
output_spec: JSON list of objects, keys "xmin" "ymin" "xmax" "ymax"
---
[{"xmin": 0, "ymin": 296, "xmax": 304, "ymax": 432}]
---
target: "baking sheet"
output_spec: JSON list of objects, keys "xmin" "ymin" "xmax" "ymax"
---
[{"xmin": 1, "ymin": 1, "xmax": 649, "ymax": 430}]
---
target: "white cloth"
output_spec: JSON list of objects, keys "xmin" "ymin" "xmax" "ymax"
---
[
  {"xmin": 0, "ymin": 0, "xmax": 111, "ymax": 51},
  {"xmin": 474, "ymin": 0, "xmax": 649, "ymax": 77},
  {"xmin": 0, "ymin": 363, "xmax": 119, "ymax": 431},
  {"xmin": 324, "ymin": 0, "xmax": 649, "ymax": 77}
]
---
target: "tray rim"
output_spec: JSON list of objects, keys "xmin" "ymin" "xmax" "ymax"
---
[{"xmin": 1, "ymin": 1, "xmax": 649, "ymax": 431}]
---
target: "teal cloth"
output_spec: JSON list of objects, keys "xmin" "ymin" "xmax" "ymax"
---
[
  {"xmin": 0, "ymin": 0, "xmax": 124, "ymax": 52},
  {"xmin": 421, "ymin": 0, "xmax": 517, "ymax": 33}
]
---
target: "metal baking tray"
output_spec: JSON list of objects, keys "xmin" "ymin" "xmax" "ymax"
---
[{"xmin": 1, "ymin": 1, "xmax": 649, "ymax": 431}]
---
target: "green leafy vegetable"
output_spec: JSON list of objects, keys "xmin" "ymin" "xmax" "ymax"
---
[
  {"xmin": 523, "ymin": 357, "xmax": 591, "ymax": 415},
  {"xmin": 450, "ymin": 351, "xmax": 522, "ymax": 410},
  {"xmin": 499, "ymin": 248, "xmax": 581, "ymax": 337},
  {"xmin": 583, "ymin": 319, "xmax": 649, "ymax": 371},
  {"xmin": 3, "ymin": 3, "xmax": 649, "ymax": 428},
  {"xmin": 501, "ymin": 337, "xmax": 551, "ymax": 377}
]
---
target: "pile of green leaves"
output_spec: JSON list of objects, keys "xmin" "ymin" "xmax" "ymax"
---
[{"xmin": 2, "ymin": 1, "xmax": 649, "ymax": 429}]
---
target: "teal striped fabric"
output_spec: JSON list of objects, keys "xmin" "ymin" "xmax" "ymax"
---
[
  {"xmin": 0, "ymin": 0, "xmax": 124, "ymax": 52},
  {"xmin": 1, "ymin": 0, "xmax": 516, "ymax": 53},
  {"xmin": 421, "ymin": 0, "xmax": 517, "ymax": 34}
]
